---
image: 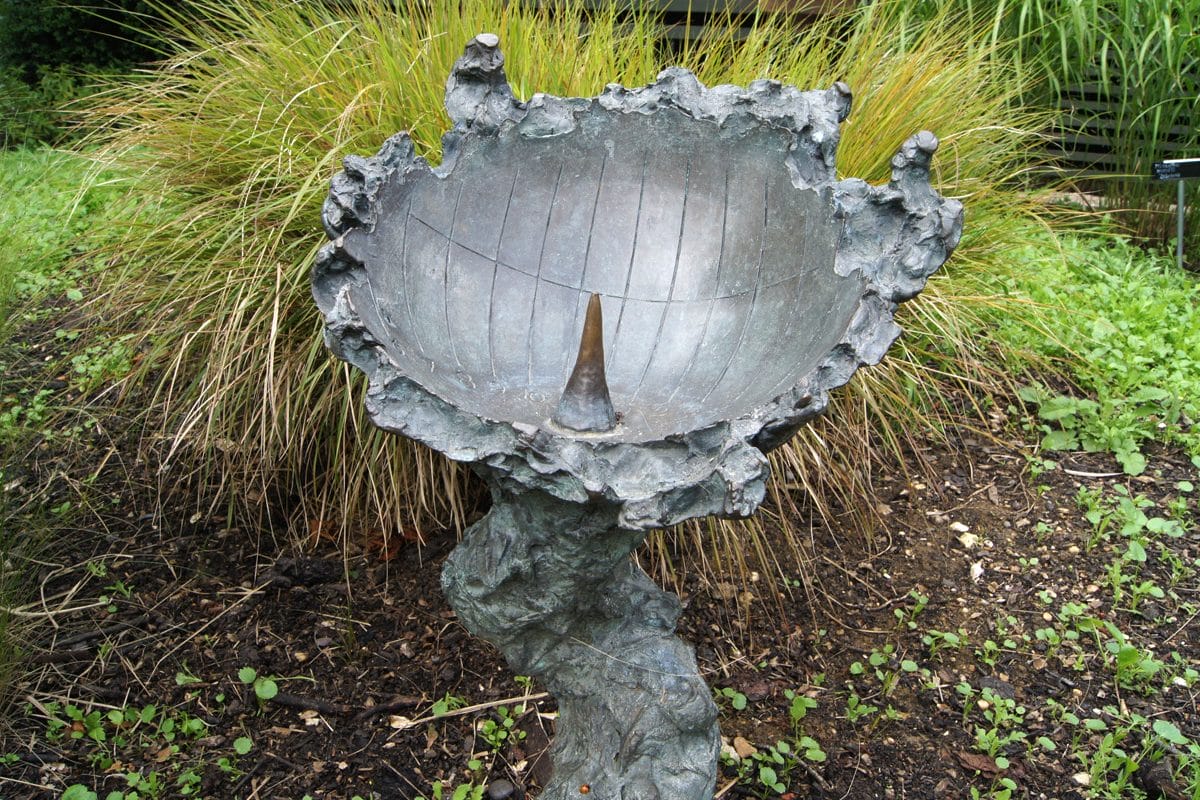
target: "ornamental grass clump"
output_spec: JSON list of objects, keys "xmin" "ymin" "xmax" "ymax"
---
[{"xmin": 76, "ymin": 0, "xmax": 1056, "ymax": 585}]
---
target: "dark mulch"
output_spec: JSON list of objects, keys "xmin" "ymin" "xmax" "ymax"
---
[{"xmin": 1, "ymin": 366, "xmax": 1197, "ymax": 799}]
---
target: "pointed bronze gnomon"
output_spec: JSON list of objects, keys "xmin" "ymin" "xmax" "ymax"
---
[{"xmin": 552, "ymin": 293, "xmax": 617, "ymax": 432}]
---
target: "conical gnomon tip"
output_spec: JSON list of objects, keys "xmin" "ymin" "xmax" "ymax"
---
[{"xmin": 552, "ymin": 294, "xmax": 617, "ymax": 433}]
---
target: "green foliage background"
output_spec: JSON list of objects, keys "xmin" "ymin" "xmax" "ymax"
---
[{"xmin": 0, "ymin": 0, "xmax": 161, "ymax": 76}]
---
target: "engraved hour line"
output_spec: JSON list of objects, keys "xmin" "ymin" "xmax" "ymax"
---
[
  {"xmin": 443, "ymin": 181, "xmax": 467, "ymax": 370},
  {"xmin": 525, "ymin": 161, "xmax": 567, "ymax": 388},
  {"xmin": 632, "ymin": 157, "xmax": 691, "ymax": 403},
  {"xmin": 699, "ymin": 176, "xmax": 769, "ymax": 406},
  {"xmin": 760, "ymin": 203, "xmax": 828, "ymax": 402},
  {"xmin": 564, "ymin": 149, "xmax": 610, "ymax": 380},
  {"xmin": 400, "ymin": 194, "xmax": 427, "ymax": 359},
  {"xmin": 488, "ymin": 166, "xmax": 522, "ymax": 380},
  {"xmin": 664, "ymin": 164, "xmax": 730, "ymax": 407},
  {"xmin": 724, "ymin": 179, "xmax": 805, "ymax": 411},
  {"xmin": 411, "ymin": 211, "xmax": 798, "ymax": 305},
  {"xmin": 608, "ymin": 151, "xmax": 652, "ymax": 382}
]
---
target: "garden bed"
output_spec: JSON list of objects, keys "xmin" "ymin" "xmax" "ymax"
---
[{"xmin": 1, "ymin": 382, "xmax": 1196, "ymax": 799}]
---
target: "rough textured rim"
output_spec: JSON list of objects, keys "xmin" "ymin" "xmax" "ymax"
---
[{"xmin": 312, "ymin": 35, "xmax": 964, "ymax": 530}]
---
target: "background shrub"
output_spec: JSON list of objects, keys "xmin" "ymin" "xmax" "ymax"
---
[
  {"xmin": 0, "ymin": 0, "xmax": 165, "ymax": 146},
  {"xmin": 0, "ymin": 64, "xmax": 127, "ymax": 147},
  {"xmin": 0, "ymin": 0, "xmax": 162, "ymax": 78}
]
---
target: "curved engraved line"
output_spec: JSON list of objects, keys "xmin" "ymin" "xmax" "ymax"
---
[
  {"xmin": 525, "ymin": 161, "xmax": 567, "ymax": 387},
  {"xmin": 699, "ymin": 177, "xmax": 769, "ymax": 406},
  {"xmin": 488, "ymin": 167, "xmax": 522, "ymax": 379},
  {"xmin": 408, "ymin": 212, "xmax": 815, "ymax": 307},
  {"xmin": 409, "ymin": 211, "xmax": 817, "ymax": 301},
  {"xmin": 443, "ymin": 181, "xmax": 466, "ymax": 370},
  {"xmin": 664, "ymin": 165, "xmax": 729, "ymax": 407},
  {"xmin": 609, "ymin": 152, "xmax": 651, "ymax": 371},
  {"xmin": 631, "ymin": 157, "xmax": 691, "ymax": 403},
  {"xmin": 763, "ymin": 215, "xmax": 868, "ymax": 402}
]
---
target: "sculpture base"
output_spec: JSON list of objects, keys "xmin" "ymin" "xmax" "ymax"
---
[{"xmin": 441, "ymin": 489, "xmax": 719, "ymax": 800}]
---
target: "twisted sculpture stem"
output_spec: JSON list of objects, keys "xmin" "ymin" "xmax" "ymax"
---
[{"xmin": 441, "ymin": 488, "xmax": 719, "ymax": 800}]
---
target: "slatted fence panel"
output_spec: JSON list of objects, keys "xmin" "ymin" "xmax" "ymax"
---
[{"xmin": 1049, "ymin": 79, "xmax": 1196, "ymax": 174}]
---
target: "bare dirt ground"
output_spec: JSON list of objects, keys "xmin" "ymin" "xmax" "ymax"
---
[{"xmin": 2, "ymin": 399, "xmax": 1197, "ymax": 800}]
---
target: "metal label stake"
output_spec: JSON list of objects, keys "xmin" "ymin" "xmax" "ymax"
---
[{"xmin": 1152, "ymin": 157, "xmax": 1200, "ymax": 269}]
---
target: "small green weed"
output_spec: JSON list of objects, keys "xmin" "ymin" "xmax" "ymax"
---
[
  {"xmin": 783, "ymin": 688, "xmax": 818, "ymax": 728},
  {"xmin": 743, "ymin": 738, "xmax": 826, "ymax": 796},
  {"xmin": 236, "ymin": 666, "xmax": 278, "ymax": 701},
  {"xmin": 37, "ymin": 700, "xmax": 213, "ymax": 799},
  {"xmin": 418, "ymin": 781, "xmax": 486, "ymax": 800},
  {"xmin": 430, "ymin": 692, "xmax": 468, "ymax": 717},
  {"xmin": 894, "ymin": 589, "xmax": 929, "ymax": 630},
  {"xmin": 844, "ymin": 691, "xmax": 879, "ymax": 725},
  {"xmin": 922, "ymin": 628, "xmax": 965, "ymax": 659},
  {"xmin": 478, "ymin": 704, "xmax": 526, "ymax": 751},
  {"xmin": 716, "ymin": 686, "xmax": 748, "ymax": 712}
]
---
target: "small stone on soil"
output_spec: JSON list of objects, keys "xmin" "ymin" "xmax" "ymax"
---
[
  {"xmin": 486, "ymin": 778, "xmax": 518, "ymax": 799},
  {"xmin": 733, "ymin": 736, "xmax": 757, "ymax": 759}
]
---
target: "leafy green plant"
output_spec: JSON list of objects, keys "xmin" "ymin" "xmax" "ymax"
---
[
  {"xmin": 960, "ymin": 685, "xmax": 1029, "ymax": 767},
  {"xmin": 751, "ymin": 741, "xmax": 796, "ymax": 795},
  {"xmin": 1029, "ymin": 0, "xmax": 1200, "ymax": 248},
  {"xmin": 844, "ymin": 691, "xmax": 879, "ymax": 725},
  {"xmin": 1101, "ymin": 621, "xmax": 1164, "ymax": 693},
  {"xmin": 1005, "ymin": 235, "xmax": 1200, "ymax": 472},
  {"xmin": 419, "ymin": 780, "xmax": 486, "ymax": 800},
  {"xmin": 236, "ymin": 666, "xmax": 278, "ymax": 701},
  {"xmin": 923, "ymin": 628, "xmax": 966, "ymax": 659},
  {"xmin": 0, "ymin": 148, "xmax": 119, "ymax": 333},
  {"xmin": 217, "ymin": 736, "xmax": 252, "ymax": 778},
  {"xmin": 894, "ymin": 589, "xmax": 930, "ymax": 630},
  {"xmin": 908, "ymin": 0, "xmax": 1200, "ymax": 249},
  {"xmin": 68, "ymin": 334, "xmax": 135, "ymax": 394},
  {"xmin": 716, "ymin": 686, "xmax": 748, "ymax": 712},
  {"xmin": 1019, "ymin": 384, "xmax": 1169, "ymax": 475},
  {"xmin": 478, "ymin": 704, "xmax": 526, "ymax": 751},
  {"xmin": 969, "ymin": 776, "xmax": 1019, "ymax": 800},
  {"xmin": 430, "ymin": 692, "xmax": 467, "ymax": 717},
  {"xmin": 36, "ymin": 700, "xmax": 211, "ymax": 800},
  {"xmin": 783, "ymin": 688, "xmax": 818, "ymax": 728}
]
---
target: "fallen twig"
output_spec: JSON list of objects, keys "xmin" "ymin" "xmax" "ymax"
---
[
  {"xmin": 52, "ymin": 613, "xmax": 150, "ymax": 648},
  {"xmin": 1062, "ymin": 467, "xmax": 1123, "ymax": 478},
  {"xmin": 714, "ymin": 778, "xmax": 738, "ymax": 798},
  {"xmin": 269, "ymin": 691, "xmax": 351, "ymax": 717},
  {"xmin": 0, "ymin": 775, "xmax": 57, "ymax": 792},
  {"xmin": 28, "ymin": 648, "xmax": 93, "ymax": 665},
  {"xmin": 352, "ymin": 694, "xmax": 423, "ymax": 725},
  {"xmin": 1, "ymin": 600, "xmax": 110, "ymax": 619},
  {"xmin": 798, "ymin": 757, "xmax": 831, "ymax": 791},
  {"xmin": 386, "ymin": 691, "xmax": 551, "ymax": 731}
]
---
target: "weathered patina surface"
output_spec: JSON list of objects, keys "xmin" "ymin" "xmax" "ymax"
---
[{"xmin": 313, "ymin": 33, "xmax": 962, "ymax": 800}]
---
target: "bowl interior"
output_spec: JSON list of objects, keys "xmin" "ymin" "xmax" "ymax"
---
[{"xmin": 342, "ymin": 106, "xmax": 864, "ymax": 440}]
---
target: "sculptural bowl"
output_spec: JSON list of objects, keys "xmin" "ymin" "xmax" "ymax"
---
[{"xmin": 314, "ymin": 33, "xmax": 962, "ymax": 800}]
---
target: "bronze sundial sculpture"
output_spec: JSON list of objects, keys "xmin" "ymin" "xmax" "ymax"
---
[{"xmin": 313, "ymin": 34, "xmax": 962, "ymax": 800}]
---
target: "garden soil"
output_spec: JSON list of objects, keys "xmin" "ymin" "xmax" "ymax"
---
[{"xmin": 1, "ymin": 397, "xmax": 1197, "ymax": 799}]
